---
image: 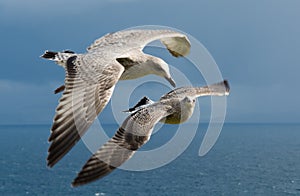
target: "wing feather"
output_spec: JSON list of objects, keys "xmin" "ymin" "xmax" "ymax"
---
[
  {"xmin": 72, "ymin": 104, "xmax": 173, "ymax": 187},
  {"xmin": 47, "ymin": 56, "xmax": 124, "ymax": 167},
  {"xmin": 160, "ymin": 80, "xmax": 230, "ymax": 100},
  {"xmin": 87, "ymin": 29, "xmax": 191, "ymax": 57}
]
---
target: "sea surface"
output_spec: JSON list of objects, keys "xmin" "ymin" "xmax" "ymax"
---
[{"xmin": 1, "ymin": 123, "xmax": 300, "ymax": 195}]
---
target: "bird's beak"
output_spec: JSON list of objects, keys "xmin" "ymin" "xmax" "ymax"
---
[{"xmin": 165, "ymin": 77, "xmax": 176, "ymax": 88}]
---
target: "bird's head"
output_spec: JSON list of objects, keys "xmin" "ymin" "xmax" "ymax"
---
[
  {"xmin": 182, "ymin": 96, "xmax": 196, "ymax": 107},
  {"xmin": 149, "ymin": 57, "xmax": 176, "ymax": 88}
]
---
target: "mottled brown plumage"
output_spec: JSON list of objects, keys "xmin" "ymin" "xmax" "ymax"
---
[{"xmin": 72, "ymin": 80, "xmax": 230, "ymax": 187}]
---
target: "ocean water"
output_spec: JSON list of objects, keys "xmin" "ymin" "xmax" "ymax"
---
[{"xmin": 1, "ymin": 124, "xmax": 300, "ymax": 195}]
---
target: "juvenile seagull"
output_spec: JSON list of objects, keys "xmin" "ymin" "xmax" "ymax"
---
[
  {"xmin": 41, "ymin": 29, "xmax": 191, "ymax": 167},
  {"xmin": 72, "ymin": 80, "xmax": 230, "ymax": 187}
]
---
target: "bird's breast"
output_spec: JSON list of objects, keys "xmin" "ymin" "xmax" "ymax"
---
[
  {"xmin": 160, "ymin": 104, "xmax": 194, "ymax": 124},
  {"xmin": 160, "ymin": 110, "xmax": 193, "ymax": 124}
]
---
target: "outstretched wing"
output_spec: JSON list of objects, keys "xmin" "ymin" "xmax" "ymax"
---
[
  {"xmin": 47, "ymin": 55, "xmax": 124, "ymax": 167},
  {"xmin": 160, "ymin": 80, "xmax": 230, "ymax": 100},
  {"xmin": 71, "ymin": 103, "xmax": 172, "ymax": 187},
  {"xmin": 87, "ymin": 29, "xmax": 191, "ymax": 57}
]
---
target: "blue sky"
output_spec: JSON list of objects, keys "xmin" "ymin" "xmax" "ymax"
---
[{"xmin": 0, "ymin": 0, "xmax": 299, "ymax": 124}]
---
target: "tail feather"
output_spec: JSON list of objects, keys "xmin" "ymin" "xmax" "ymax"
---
[
  {"xmin": 41, "ymin": 50, "xmax": 76, "ymax": 67},
  {"xmin": 41, "ymin": 51, "xmax": 58, "ymax": 59},
  {"xmin": 62, "ymin": 50, "xmax": 75, "ymax": 54}
]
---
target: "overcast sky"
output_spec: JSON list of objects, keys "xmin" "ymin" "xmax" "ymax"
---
[{"xmin": 0, "ymin": 0, "xmax": 299, "ymax": 124}]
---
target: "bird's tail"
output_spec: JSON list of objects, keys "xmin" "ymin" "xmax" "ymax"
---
[
  {"xmin": 40, "ymin": 50, "xmax": 75, "ymax": 67},
  {"xmin": 196, "ymin": 80, "xmax": 230, "ymax": 97}
]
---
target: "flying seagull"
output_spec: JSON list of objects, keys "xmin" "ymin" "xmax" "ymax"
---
[
  {"xmin": 41, "ymin": 29, "xmax": 191, "ymax": 167},
  {"xmin": 71, "ymin": 80, "xmax": 230, "ymax": 187}
]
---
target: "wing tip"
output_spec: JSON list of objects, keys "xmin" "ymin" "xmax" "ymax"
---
[
  {"xmin": 71, "ymin": 168, "xmax": 114, "ymax": 187},
  {"xmin": 71, "ymin": 179, "xmax": 82, "ymax": 188},
  {"xmin": 223, "ymin": 80, "xmax": 230, "ymax": 94},
  {"xmin": 160, "ymin": 33, "xmax": 191, "ymax": 58},
  {"xmin": 54, "ymin": 85, "xmax": 65, "ymax": 94},
  {"xmin": 47, "ymin": 154, "xmax": 58, "ymax": 168},
  {"xmin": 71, "ymin": 178, "xmax": 97, "ymax": 187}
]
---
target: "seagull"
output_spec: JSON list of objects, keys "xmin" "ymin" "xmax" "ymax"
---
[
  {"xmin": 41, "ymin": 29, "xmax": 191, "ymax": 167},
  {"xmin": 71, "ymin": 80, "xmax": 230, "ymax": 187}
]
